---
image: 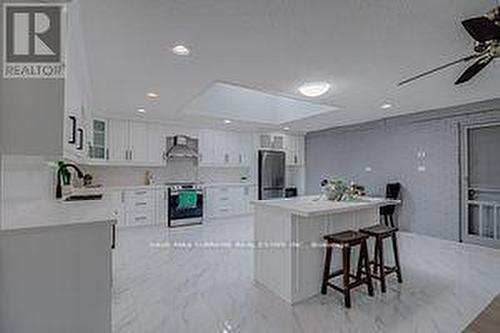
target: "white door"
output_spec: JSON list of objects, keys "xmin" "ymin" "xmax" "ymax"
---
[
  {"xmin": 215, "ymin": 130, "xmax": 228, "ymax": 165},
  {"xmin": 237, "ymin": 132, "xmax": 252, "ymax": 166},
  {"xmin": 147, "ymin": 124, "xmax": 165, "ymax": 165},
  {"xmin": 90, "ymin": 118, "xmax": 108, "ymax": 160},
  {"xmin": 108, "ymin": 119, "xmax": 128, "ymax": 162},
  {"xmin": 129, "ymin": 121, "xmax": 148, "ymax": 163},
  {"xmin": 296, "ymin": 135, "xmax": 305, "ymax": 165},
  {"xmin": 462, "ymin": 123, "xmax": 500, "ymax": 248},
  {"xmin": 198, "ymin": 129, "xmax": 217, "ymax": 165}
]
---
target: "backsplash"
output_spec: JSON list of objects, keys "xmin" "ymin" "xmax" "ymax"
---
[{"xmin": 86, "ymin": 162, "xmax": 251, "ymax": 187}]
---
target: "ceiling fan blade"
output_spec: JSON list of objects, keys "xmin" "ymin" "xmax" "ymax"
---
[
  {"xmin": 455, "ymin": 56, "xmax": 493, "ymax": 84},
  {"xmin": 462, "ymin": 17, "xmax": 500, "ymax": 42},
  {"xmin": 397, "ymin": 54, "xmax": 479, "ymax": 86}
]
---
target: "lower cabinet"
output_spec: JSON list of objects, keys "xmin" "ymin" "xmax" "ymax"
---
[
  {"xmin": 205, "ymin": 185, "xmax": 256, "ymax": 219},
  {"xmin": 111, "ymin": 187, "xmax": 167, "ymax": 227}
]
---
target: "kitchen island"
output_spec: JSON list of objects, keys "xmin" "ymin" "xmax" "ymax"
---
[
  {"xmin": 0, "ymin": 198, "xmax": 117, "ymax": 333},
  {"xmin": 252, "ymin": 196, "xmax": 399, "ymax": 304}
]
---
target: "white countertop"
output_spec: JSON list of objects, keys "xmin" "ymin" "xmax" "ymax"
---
[
  {"xmin": 202, "ymin": 182, "xmax": 256, "ymax": 188},
  {"xmin": 0, "ymin": 197, "xmax": 117, "ymax": 233},
  {"xmin": 251, "ymin": 196, "xmax": 400, "ymax": 217},
  {"xmin": 103, "ymin": 182, "xmax": 256, "ymax": 192}
]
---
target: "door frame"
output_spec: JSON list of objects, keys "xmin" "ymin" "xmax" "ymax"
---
[{"xmin": 460, "ymin": 120, "xmax": 500, "ymax": 248}]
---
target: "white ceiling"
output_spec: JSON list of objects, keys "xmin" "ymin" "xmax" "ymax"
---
[
  {"xmin": 80, "ymin": 0, "xmax": 500, "ymax": 133},
  {"xmin": 182, "ymin": 82, "xmax": 337, "ymax": 124}
]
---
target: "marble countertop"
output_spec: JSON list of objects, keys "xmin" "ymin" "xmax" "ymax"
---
[
  {"xmin": 251, "ymin": 196, "xmax": 400, "ymax": 217},
  {"xmin": 0, "ymin": 196, "xmax": 117, "ymax": 234},
  {"xmin": 202, "ymin": 182, "xmax": 256, "ymax": 188},
  {"xmin": 103, "ymin": 182, "xmax": 256, "ymax": 192}
]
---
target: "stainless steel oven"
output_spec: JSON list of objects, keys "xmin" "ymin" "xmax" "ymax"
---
[{"xmin": 167, "ymin": 184, "xmax": 203, "ymax": 228}]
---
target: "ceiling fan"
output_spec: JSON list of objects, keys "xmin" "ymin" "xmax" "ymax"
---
[{"xmin": 398, "ymin": 6, "xmax": 500, "ymax": 86}]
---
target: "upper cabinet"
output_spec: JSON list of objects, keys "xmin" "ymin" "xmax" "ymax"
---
[
  {"xmin": 92, "ymin": 119, "xmax": 159, "ymax": 165},
  {"xmin": 257, "ymin": 132, "xmax": 305, "ymax": 166},
  {"xmin": 87, "ymin": 119, "xmax": 200, "ymax": 166},
  {"xmin": 198, "ymin": 129, "xmax": 252, "ymax": 167},
  {"xmin": 63, "ymin": 2, "xmax": 92, "ymax": 162},
  {"xmin": 284, "ymin": 135, "xmax": 305, "ymax": 166}
]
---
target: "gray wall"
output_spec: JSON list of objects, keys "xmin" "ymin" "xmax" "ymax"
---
[{"xmin": 305, "ymin": 99, "xmax": 500, "ymax": 241}]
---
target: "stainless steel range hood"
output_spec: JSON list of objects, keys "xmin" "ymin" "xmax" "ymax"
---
[{"xmin": 165, "ymin": 135, "xmax": 198, "ymax": 159}]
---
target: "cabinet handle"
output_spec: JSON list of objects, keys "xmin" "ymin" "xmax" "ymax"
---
[
  {"xmin": 135, "ymin": 202, "xmax": 147, "ymax": 206},
  {"xmin": 106, "ymin": 148, "xmax": 109, "ymax": 160},
  {"xmin": 121, "ymin": 191, "xmax": 125, "ymax": 203},
  {"xmin": 239, "ymin": 154, "xmax": 242, "ymax": 164},
  {"xmin": 130, "ymin": 150, "xmax": 133, "ymax": 160},
  {"xmin": 68, "ymin": 116, "xmax": 77, "ymax": 144},
  {"xmin": 294, "ymin": 155, "xmax": 298, "ymax": 164},
  {"xmin": 134, "ymin": 216, "xmax": 147, "ymax": 221},
  {"xmin": 111, "ymin": 224, "xmax": 116, "ymax": 249},
  {"xmin": 224, "ymin": 153, "xmax": 229, "ymax": 163},
  {"xmin": 135, "ymin": 190, "xmax": 147, "ymax": 195},
  {"xmin": 77, "ymin": 128, "xmax": 84, "ymax": 150}
]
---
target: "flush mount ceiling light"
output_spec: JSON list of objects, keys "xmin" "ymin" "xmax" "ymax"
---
[
  {"xmin": 283, "ymin": 127, "xmax": 290, "ymax": 131},
  {"xmin": 298, "ymin": 81, "xmax": 330, "ymax": 97},
  {"xmin": 137, "ymin": 108, "xmax": 146, "ymax": 114},
  {"xmin": 171, "ymin": 45, "xmax": 190, "ymax": 56},
  {"xmin": 147, "ymin": 92, "xmax": 159, "ymax": 99},
  {"xmin": 223, "ymin": 119, "xmax": 232, "ymax": 124},
  {"xmin": 380, "ymin": 103, "xmax": 392, "ymax": 109}
]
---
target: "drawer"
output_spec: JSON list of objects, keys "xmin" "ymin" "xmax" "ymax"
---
[
  {"xmin": 124, "ymin": 189, "xmax": 154, "ymax": 212},
  {"xmin": 125, "ymin": 189, "xmax": 154, "ymax": 202},
  {"xmin": 125, "ymin": 211, "xmax": 153, "ymax": 226},
  {"xmin": 209, "ymin": 204, "xmax": 235, "ymax": 218}
]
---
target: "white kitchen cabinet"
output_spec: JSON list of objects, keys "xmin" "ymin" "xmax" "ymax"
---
[
  {"xmin": 64, "ymin": 107, "xmax": 88, "ymax": 162},
  {"xmin": 205, "ymin": 184, "xmax": 255, "ymax": 219},
  {"xmin": 284, "ymin": 135, "xmax": 305, "ymax": 166},
  {"xmin": 122, "ymin": 188, "xmax": 156, "ymax": 227},
  {"xmin": 148, "ymin": 124, "xmax": 166, "ymax": 165},
  {"xmin": 259, "ymin": 133, "xmax": 285, "ymax": 150},
  {"xmin": 107, "ymin": 119, "xmax": 127, "ymax": 162},
  {"xmin": 106, "ymin": 119, "xmax": 159, "ymax": 165},
  {"xmin": 128, "ymin": 121, "xmax": 148, "ymax": 163},
  {"xmin": 199, "ymin": 129, "xmax": 252, "ymax": 167},
  {"xmin": 198, "ymin": 129, "xmax": 219, "ymax": 165},
  {"xmin": 90, "ymin": 118, "xmax": 109, "ymax": 161},
  {"xmin": 155, "ymin": 187, "xmax": 168, "ymax": 226}
]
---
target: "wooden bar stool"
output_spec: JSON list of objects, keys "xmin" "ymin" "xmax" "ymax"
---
[
  {"xmin": 359, "ymin": 225, "xmax": 403, "ymax": 293},
  {"xmin": 321, "ymin": 230, "xmax": 374, "ymax": 308}
]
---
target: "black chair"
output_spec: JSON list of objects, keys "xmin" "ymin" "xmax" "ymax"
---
[{"xmin": 380, "ymin": 183, "xmax": 401, "ymax": 227}]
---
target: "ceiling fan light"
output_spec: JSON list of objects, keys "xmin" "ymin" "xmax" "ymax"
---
[{"xmin": 298, "ymin": 82, "xmax": 330, "ymax": 97}]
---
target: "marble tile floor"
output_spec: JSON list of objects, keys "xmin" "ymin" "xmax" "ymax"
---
[{"xmin": 112, "ymin": 217, "xmax": 500, "ymax": 333}]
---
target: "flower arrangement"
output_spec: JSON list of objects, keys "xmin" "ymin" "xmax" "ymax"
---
[{"xmin": 320, "ymin": 177, "xmax": 366, "ymax": 201}]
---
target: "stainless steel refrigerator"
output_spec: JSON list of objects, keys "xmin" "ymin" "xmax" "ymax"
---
[{"xmin": 258, "ymin": 150, "xmax": 285, "ymax": 200}]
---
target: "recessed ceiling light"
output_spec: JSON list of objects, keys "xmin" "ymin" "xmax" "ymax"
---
[
  {"xmin": 283, "ymin": 127, "xmax": 290, "ymax": 131},
  {"xmin": 137, "ymin": 108, "xmax": 146, "ymax": 114},
  {"xmin": 223, "ymin": 119, "xmax": 232, "ymax": 124},
  {"xmin": 298, "ymin": 81, "xmax": 330, "ymax": 97},
  {"xmin": 171, "ymin": 45, "xmax": 190, "ymax": 56},
  {"xmin": 147, "ymin": 92, "xmax": 159, "ymax": 99},
  {"xmin": 380, "ymin": 103, "xmax": 392, "ymax": 109}
]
